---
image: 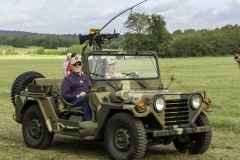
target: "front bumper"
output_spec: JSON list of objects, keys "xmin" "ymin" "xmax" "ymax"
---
[{"xmin": 149, "ymin": 126, "xmax": 211, "ymax": 137}]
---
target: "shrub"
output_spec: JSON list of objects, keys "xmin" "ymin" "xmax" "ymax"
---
[
  {"xmin": 4, "ymin": 48, "xmax": 18, "ymax": 55},
  {"xmin": 66, "ymin": 44, "xmax": 93, "ymax": 54},
  {"xmin": 44, "ymin": 50, "xmax": 65, "ymax": 55},
  {"xmin": 36, "ymin": 48, "xmax": 45, "ymax": 54}
]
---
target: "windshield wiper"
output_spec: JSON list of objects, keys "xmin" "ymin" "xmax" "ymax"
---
[
  {"xmin": 122, "ymin": 72, "xmax": 147, "ymax": 89},
  {"xmin": 89, "ymin": 72, "xmax": 117, "ymax": 90},
  {"xmin": 133, "ymin": 78, "xmax": 147, "ymax": 89},
  {"xmin": 89, "ymin": 72, "xmax": 104, "ymax": 78}
]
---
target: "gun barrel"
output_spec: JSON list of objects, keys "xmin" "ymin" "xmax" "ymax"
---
[{"xmin": 79, "ymin": 33, "xmax": 119, "ymax": 45}]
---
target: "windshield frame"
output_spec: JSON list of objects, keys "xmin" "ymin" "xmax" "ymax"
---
[{"xmin": 85, "ymin": 51, "xmax": 160, "ymax": 81}]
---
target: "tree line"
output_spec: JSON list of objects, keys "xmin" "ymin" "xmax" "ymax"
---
[
  {"xmin": 0, "ymin": 33, "xmax": 79, "ymax": 49},
  {"xmin": 1, "ymin": 13, "xmax": 240, "ymax": 57},
  {"xmin": 105, "ymin": 13, "xmax": 240, "ymax": 57}
]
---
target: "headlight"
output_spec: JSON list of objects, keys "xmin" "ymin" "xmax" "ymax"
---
[
  {"xmin": 191, "ymin": 94, "xmax": 202, "ymax": 110},
  {"xmin": 154, "ymin": 98, "xmax": 165, "ymax": 112},
  {"xmin": 115, "ymin": 90, "xmax": 129, "ymax": 101}
]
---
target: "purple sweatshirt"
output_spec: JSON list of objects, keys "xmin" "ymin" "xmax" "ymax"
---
[{"xmin": 62, "ymin": 72, "xmax": 89, "ymax": 101}]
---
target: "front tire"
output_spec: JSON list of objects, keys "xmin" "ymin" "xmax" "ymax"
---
[
  {"xmin": 104, "ymin": 112, "xmax": 147, "ymax": 160},
  {"xmin": 173, "ymin": 112, "xmax": 212, "ymax": 154},
  {"xmin": 22, "ymin": 105, "xmax": 54, "ymax": 149}
]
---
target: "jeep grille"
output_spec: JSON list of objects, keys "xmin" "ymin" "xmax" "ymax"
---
[{"xmin": 165, "ymin": 99, "xmax": 189, "ymax": 126}]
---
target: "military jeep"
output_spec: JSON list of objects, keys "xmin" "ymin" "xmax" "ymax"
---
[{"xmin": 11, "ymin": 30, "xmax": 212, "ymax": 160}]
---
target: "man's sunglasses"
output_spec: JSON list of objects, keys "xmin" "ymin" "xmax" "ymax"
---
[{"xmin": 72, "ymin": 63, "xmax": 82, "ymax": 67}]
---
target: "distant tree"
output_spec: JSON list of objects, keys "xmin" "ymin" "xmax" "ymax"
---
[
  {"xmin": 172, "ymin": 29, "xmax": 183, "ymax": 37},
  {"xmin": 183, "ymin": 29, "xmax": 196, "ymax": 34},
  {"xmin": 221, "ymin": 24, "xmax": 240, "ymax": 30},
  {"xmin": 124, "ymin": 13, "xmax": 150, "ymax": 34},
  {"xmin": 172, "ymin": 25, "xmax": 240, "ymax": 57},
  {"xmin": 12, "ymin": 35, "xmax": 28, "ymax": 48},
  {"xmin": 0, "ymin": 31, "xmax": 79, "ymax": 48},
  {"xmin": 124, "ymin": 13, "xmax": 173, "ymax": 57},
  {"xmin": 221, "ymin": 24, "xmax": 234, "ymax": 30},
  {"xmin": 104, "ymin": 35, "xmax": 125, "ymax": 49},
  {"xmin": 66, "ymin": 44, "xmax": 93, "ymax": 55},
  {"xmin": 41, "ymin": 36, "xmax": 59, "ymax": 49}
]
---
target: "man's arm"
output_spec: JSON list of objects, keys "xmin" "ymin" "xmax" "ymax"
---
[{"xmin": 61, "ymin": 78, "xmax": 77, "ymax": 101}]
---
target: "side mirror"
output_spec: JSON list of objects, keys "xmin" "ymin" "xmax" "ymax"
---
[
  {"xmin": 165, "ymin": 74, "xmax": 175, "ymax": 90},
  {"xmin": 171, "ymin": 74, "xmax": 175, "ymax": 81}
]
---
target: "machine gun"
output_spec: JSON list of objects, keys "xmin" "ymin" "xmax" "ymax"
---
[{"xmin": 79, "ymin": 30, "xmax": 119, "ymax": 51}]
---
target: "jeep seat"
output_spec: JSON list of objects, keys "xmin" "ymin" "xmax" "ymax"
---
[
  {"xmin": 33, "ymin": 78, "xmax": 84, "ymax": 114},
  {"xmin": 33, "ymin": 78, "xmax": 63, "ymax": 93},
  {"xmin": 56, "ymin": 83, "xmax": 85, "ymax": 114}
]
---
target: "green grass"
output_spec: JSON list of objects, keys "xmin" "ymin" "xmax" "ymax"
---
[
  {"xmin": 0, "ymin": 45, "xmax": 68, "ymax": 54},
  {"xmin": 0, "ymin": 55, "xmax": 240, "ymax": 159}
]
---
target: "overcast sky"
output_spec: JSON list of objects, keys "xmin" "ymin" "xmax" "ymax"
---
[{"xmin": 0, "ymin": 0, "xmax": 239, "ymax": 35}]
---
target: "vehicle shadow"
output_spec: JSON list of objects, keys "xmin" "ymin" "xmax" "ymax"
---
[
  {"xmin": 0, "ymin": 131, "xmax": 188, "ymax": 160},
  {"xmin": 144, "ymin": 145, "xmax": 178, "ymax": 159},
  {"xmin": 51, "ymin": 135, "xmax": 109, "ymax": 159},
  {"xmin": 51, "ymin": 135, "xmax": 178, "ymax": 160}
]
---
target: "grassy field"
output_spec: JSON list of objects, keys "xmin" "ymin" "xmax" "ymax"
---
[
  {"xmin": 0, "ymin": 55, "xmax": 240, "ymax": 160},
  {"xmin": 0, "ymin": 45, "xmax": 68, "ymax": 54}
]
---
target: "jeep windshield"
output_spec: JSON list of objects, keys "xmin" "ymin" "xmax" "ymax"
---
[{"xmin": 87, "ymin": 52, "xmax": 159, "ymax": 80}]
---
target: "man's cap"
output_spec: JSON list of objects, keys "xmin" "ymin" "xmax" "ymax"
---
[
  {"xmin": 106, "ymin": 58, "xmax": 117, "ymax": 65},
  {"xmin": 71, "ymin": 55, "xmax": 82, "ymax": 64}
]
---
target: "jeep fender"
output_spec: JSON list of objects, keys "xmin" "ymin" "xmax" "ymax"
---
[{"xmin": 14, "ymin": 96, "xmax": 57, "ymax": 133}]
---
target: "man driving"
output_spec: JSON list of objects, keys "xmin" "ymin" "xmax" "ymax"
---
[{"xmin": 105, "ymin": 58, "xmax": 126, "ymax": 79}]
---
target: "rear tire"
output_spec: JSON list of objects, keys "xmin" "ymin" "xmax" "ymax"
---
[
  {"xmin": 22, "ymin": 105, "xmax": 54, "ymax": 149},
  {"xmin": 173, "ymin": 112, "xmax": 212, "ymax": 154},
  {"xmin": 104, "ymin": 112, "xmax": 147, "ymax": 160},
  {"xmin": 11, "ymin": 71, "xmax": 45, "ymax": 107}
]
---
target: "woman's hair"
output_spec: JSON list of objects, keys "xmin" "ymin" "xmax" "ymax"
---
[{"xmin": 65, "ymin": 53, "xmax": 72, "ymax": 61}]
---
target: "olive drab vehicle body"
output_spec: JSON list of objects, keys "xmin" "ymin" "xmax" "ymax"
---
[{"xmin": 11, "ymin": 1, "xmax": 212, "ymax": 160}]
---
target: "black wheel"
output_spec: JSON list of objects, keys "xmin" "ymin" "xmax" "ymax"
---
[
  {"xmin": 22, "ymin": 105, "xmax": 54, "ymax": 149},
  {"xmin": 104, "ymin": 113, "xmax": 147, "ymax": 160},
  {"xmin": 173, "ymin": 112, "xmax": 212, "ymax": 154},
  {"xmin": 11, "ymin": 71, "xmax": 45, "ymax": 107}
]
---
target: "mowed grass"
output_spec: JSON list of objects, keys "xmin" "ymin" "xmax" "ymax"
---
[
  {"xmin": 0, "ymin": 55, "xmax": 240, "ymax": 160},
  {"xmin": 0, "ymin": 45, "xmax": 68, "ymax": 54}
]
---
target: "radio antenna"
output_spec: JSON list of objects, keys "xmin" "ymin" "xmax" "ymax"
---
[{"xmin": 99, "ymin": 0, "xmax": 147, "ymax": 32}]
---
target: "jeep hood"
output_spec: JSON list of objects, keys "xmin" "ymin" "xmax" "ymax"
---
[{"xmin": 123, "ymin": 90, "xmax": 202, "ymax": 104}]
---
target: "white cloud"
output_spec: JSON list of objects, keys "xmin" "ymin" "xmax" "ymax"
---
[
  {"xmin": 98, "ymin": 9, "xmax": 114, "ymax": 17},
  {"xmin": 235, "ymin": 0, "xmax": 240, "ymax": 4},
  {"xmin": 0, "ymin": 0, "xmax": 239, "ymax": 34},
  {"xmin": 16, "ymin": 14, "xmax": 31, "ymax": 22},
  {"xmin": 173, "ymin": 16, "xmax": 189, "ymax": 24}
]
